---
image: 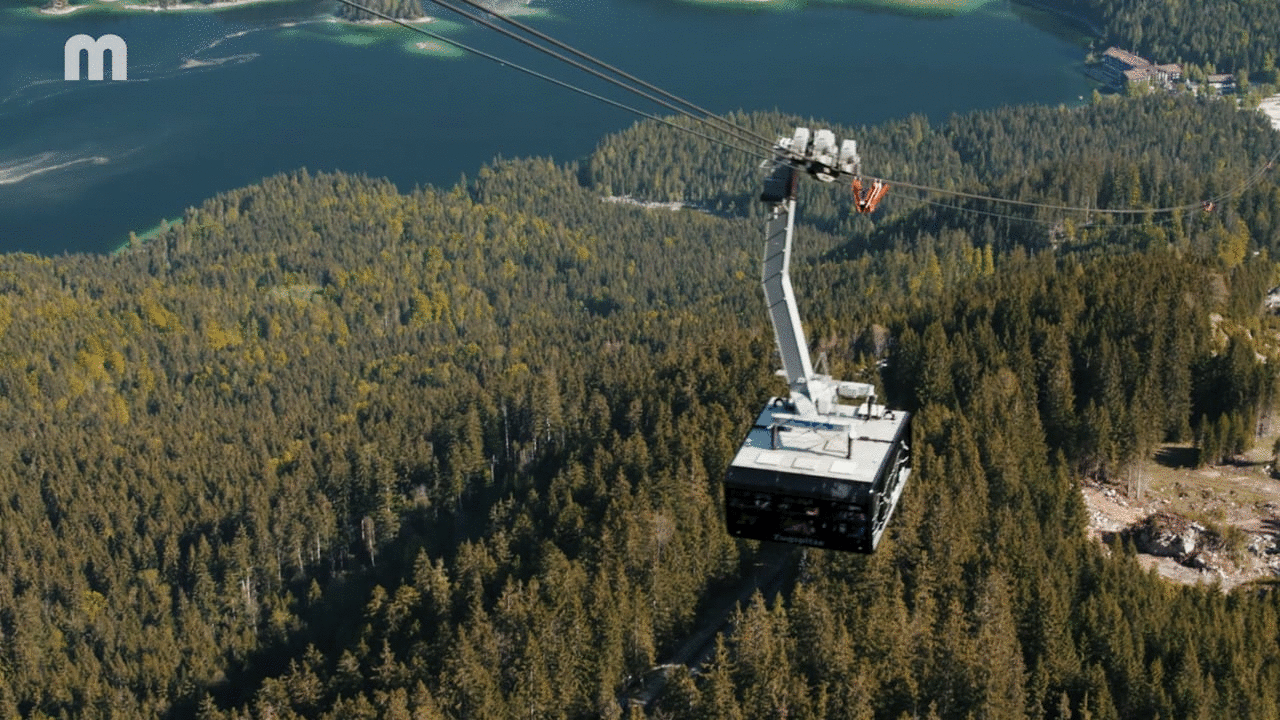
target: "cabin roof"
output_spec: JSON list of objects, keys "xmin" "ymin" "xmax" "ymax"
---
[{"xmin": 729, "ymin": 401, "xmax": 909, "ymax": 488}]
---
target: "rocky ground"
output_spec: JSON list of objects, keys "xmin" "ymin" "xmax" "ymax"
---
[
  {"xmin": 1084, "ymin": 444, "xmax": 1280, "ymax": 590},
  {"xmin": 1260, "ymin": 93, "xmax": 1280, "ymax": 133}
]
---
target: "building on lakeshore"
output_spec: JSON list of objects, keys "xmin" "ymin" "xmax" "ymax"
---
[
  {"xmin": 1097, "ymin": 47, "xmax": 1182, "ymax": 91},
  {"xmin": 1206, "ymin": 73, "xmax": 1237, "ymax": 93}
]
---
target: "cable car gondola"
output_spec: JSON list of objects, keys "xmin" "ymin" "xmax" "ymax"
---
[{"xmin": 723, "ymin": 129, "xmax": 911, "ymax": 553}]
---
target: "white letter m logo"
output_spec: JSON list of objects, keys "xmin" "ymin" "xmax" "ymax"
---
[{"xmin": 65, "ymin": 34, "xmax": 127, "ymax": 81}]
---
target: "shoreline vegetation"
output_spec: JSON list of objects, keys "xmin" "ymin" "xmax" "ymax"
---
[
  {"xmin": 36, "ymin": 0, "xmax": 535, "ymax": 17},
  {"xmin": 34, "ymin": 0, "xmax": 443, "ymax": 27},
  {"xmin": 333, "ymin": 0, "xmax": 425, "ymax": 23},
  {"xmin": 36, "ymin": 0, "xmax": 294, "ymax": 15},
  {"xmin": 677, "ymin": 0, "xmax": 993, "ymax": 14},
  {"xmin": 114, "ymin": 216, "xmax": 181, "ymax": 254},
  {"xmin": 36, "ymin": 0, "xmax": 988, "ymax": 17}
]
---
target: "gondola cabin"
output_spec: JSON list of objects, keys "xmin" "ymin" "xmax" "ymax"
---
[{"xmin": 724, "ymin": 393, "xmax": 911, "ymax": 553}]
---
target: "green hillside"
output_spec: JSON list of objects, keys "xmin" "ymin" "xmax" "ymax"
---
[{"xmin": 1, "ymin": 95, "xmax": 1278, "ymax": 719}]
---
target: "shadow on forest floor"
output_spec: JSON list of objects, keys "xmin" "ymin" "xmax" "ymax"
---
[{"xmin": 1154, "ymin": 445, "xmax": 1198, "ymax": 469}]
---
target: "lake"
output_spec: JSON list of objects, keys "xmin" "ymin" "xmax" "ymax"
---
[{"xmin": 0, "ymin": 0, "xmax": 1093, "ymax": 254}]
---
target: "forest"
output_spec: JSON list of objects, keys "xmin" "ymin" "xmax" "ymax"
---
[
  {"xmin": 333, "ymin": 0, "xmax": 424, "ymax": 22},
  {"xmin": 1, "ymin": 94, "xmax": 1279, "ymax": 719},
  {"xmin": 1029, "ymin": 0, "xmax": 1280, "ymax": 82}
]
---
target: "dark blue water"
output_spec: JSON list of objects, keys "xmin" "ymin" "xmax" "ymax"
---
[{"xmin": 0, "ymin": 0, "xmax": 1092, "ymax": 254}]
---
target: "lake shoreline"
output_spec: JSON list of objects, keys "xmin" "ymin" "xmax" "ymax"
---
[
  {"xmin": 326, "ymin": 14, "xmax": 436, "ymax": 27},
  {"xmin": 37, "ymin": 0, "xmax": 295, "ymax": 16},
  {"xmin": 679, "ymin": 0, "xmax": 991, "ymax": 15},
  {"xmin": 33, "ymin": 0, "xmax": 486, "ymax": 27},
  {"xmin": 1009, "ymin": 0, "xmax": 1102, "ymax": 36},
  {"xmin": 3, "ymin": 0, "xmax": 1097, "ymax": 255}
]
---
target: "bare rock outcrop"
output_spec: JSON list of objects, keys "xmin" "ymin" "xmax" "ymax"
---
[{"xmin": 1134, "ymin": 512, "xmax": 1203, "ymax": 559}]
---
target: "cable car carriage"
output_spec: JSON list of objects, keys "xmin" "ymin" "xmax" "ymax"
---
[{"xmin": 724, "ymin": 129, "xmax": 911, "ymax": 553}]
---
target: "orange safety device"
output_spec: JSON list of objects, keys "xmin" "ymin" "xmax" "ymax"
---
[{"xmin": 852, "ymin": 178, "xmax": 889, "ymax": 213}]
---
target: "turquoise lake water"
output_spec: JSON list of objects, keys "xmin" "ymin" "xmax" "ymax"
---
[{"xmin": 0, "ymin": 0, "xmax": 1093, "ymax": 253}]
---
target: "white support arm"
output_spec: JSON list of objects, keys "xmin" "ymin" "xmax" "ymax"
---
[{"xmin": 762, "ymin": 198, "xmax": 816, "ymax": 409}]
